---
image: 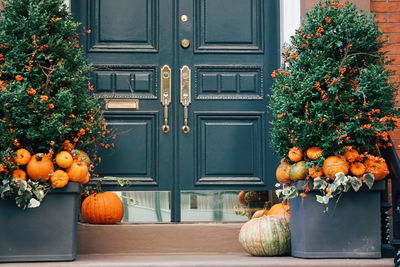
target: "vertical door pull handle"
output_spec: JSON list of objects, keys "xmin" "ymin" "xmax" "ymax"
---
[
  {"xmin": 180, "ymin": 65, "xmax": 191, "ymax": 134},
  {"xmin": 161, "ymin": 65, "xmax": 172, "ymax": 133}
]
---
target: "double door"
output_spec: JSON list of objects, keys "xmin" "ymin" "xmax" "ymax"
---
[{"xmin": 72, "ymin": 0, "xmax": 279, "ymax": 215}]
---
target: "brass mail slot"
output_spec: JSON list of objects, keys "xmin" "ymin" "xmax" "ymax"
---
[{"xmin": 105, "ymin": 99, "xmax": 139, "ymax": 110}]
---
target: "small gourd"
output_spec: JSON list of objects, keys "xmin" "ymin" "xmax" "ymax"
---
[
  {"xmin": 55, "ymin": 151, "xmax": 74, "ymax": 168},
  {"xmin": 15, "ymin": 148, "xmax": 31, "ymax": 165},
  {"xmin": 268, "ymin": 203, "xmax": 290, "ymax": 216},
  {"xmin": 288, "ymin": 147, "xmax": 303, "ymax": 162},
  {"xmin": 67, "ymin": 161, "xmax": 89, "ymax": 183},
  {"xmin": 306, "ymin": 147, "xmax": 323, "ymax": 160},
  {"xmin": 350, "ymin": 162, "xmax": 366, "ymax": 177},
  {"xmin": 12, "ymin": 169, "xmax": 27, "ymax": 181},
  {"xmin": 50, "ymin": 170, "xmax": 70, "ymax": 188},
  {"xmin": 289, "ymin": 161, "xmax": 308, "ymax": 180},
  {"xmin": 364, "ymin": 156, "xmax": 389, "ymax": 180},
  {"xmin": 72, "ymin": 150, "xmax": 91, "ymax": 165},
  {"xmin": 343, "ymin": 149, "xmax": 360, "ymax": 163},
  {"xmin": 275, "ymin": 160, "xmax": 291, "ymax": 184},
  {"xmin": 26, "ymin": 153, "xmax": 54, "ymax": 181},
  {"xmin": 322, "ymin": 155, "xmax": 349, "ymax": 177},
  {"xmin": 308, "ymin": 165, "xmax": 323, "ymax": 179}
]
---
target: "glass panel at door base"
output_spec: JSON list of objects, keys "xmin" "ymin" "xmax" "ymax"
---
[
  {"xmin": 115, "ymin": 191, "xmax": 171, "ymax": 223},
  {"xmin": 181, "ymin": 190, "xmax": 267, "ymax": 222}
]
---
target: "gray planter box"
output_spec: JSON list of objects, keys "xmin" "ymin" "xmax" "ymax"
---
[
  {"xmin": 0, "ymin": 182, "xmax": 80, "ymax": 262},
  {"xmin": 290, "ymin": 181, "xmax": 384, "ymax": 258}
]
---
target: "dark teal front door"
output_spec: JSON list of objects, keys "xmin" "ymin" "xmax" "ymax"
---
[{"xmin": 72, "ymin": 0, "xmax": 280, "ymax": 219}]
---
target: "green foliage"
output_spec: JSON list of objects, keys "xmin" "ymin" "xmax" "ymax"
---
[
  {"xmin": 276, "ymin": 172, "xmax": 375, "ymax": 211},
  {"xmin": 0, "ymin": 0, "xmax": 110, "ymax": 208},
  {"xmin": 269, "ymin": 0, "xmax": 399, "ymax": 159}
]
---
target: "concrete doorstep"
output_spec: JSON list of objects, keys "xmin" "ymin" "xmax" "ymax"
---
[
  {"xmin": 0, "ymin": 254, "xmax": 394, "ymax": 267},
  {"xmin": 1, "ymin": 223, "xmax": 395, "ymax": 267}
]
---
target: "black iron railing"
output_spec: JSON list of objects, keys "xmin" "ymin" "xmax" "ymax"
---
[{"xmin": 381, "ymin": 141, "xmax": 400, "ymax": 265}]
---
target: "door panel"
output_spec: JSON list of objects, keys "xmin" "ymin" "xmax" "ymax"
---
[
  {"xmin": 96, "ymin": 112, "xmax": 160, "ymax": 186},
  {"xmin": 194, "ymin": 113, "xmax": 264, "ymax": 185},
  {"xmin": 195, "ymin": 66, "xmax": 263, "ymax": 100},
  {"xmin": 88, "ymin": 0, "xmax": 158, "ymax": 52},
  {"xmin": 178, "ymin": 0, "xmax": 279, "ymax": 190},
  {"xmin": 72, "ymin": 0, "xmax": 174, "ymax": 190},
  {"xmin": 195, "ymin": 0, "xmax": 263, "ymax": 52}
]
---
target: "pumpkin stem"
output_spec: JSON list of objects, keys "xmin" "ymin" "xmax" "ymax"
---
[{"xmin": 35, "ymin": 153, "xmax": 44, "ymax": 161}]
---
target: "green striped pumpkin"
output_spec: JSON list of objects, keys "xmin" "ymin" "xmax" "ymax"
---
[{"xmin": 239, "ymin": 215, "xmax": 291, "ymax": 256}]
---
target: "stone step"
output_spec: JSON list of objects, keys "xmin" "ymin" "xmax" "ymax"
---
[
  {"xmin": 0, "ymin": 254, "xmax": 394, "ymax": 267},
  {"xmin": 77, "ymin": 222, "xmax": 245, "ymax": 254}
]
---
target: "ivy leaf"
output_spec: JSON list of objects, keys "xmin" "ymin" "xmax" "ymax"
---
[
  {"xmin": 363, "ymin": 173, "xmax": 375, "ymax": 189},
  {"xmin": 328, "ymin": 183, "xmax": 339, "ymax": 194},
  {"xmin": 316, "ymin": 195, "xmax": 330, "ymax": 204},
  {"xmin": 313, "ymin": 177, "xmax": 328, "ymax": 190},
  {"xmin": 0, "ymin": 183, "xmax": 10, "ymax": 198},
  {"xmin": 32, "ymin": 189, "xmax": 44, "ymax": 201},
  {"xmin": 334, "ymin": 172, "xmax": 348, "ymax": 186},
  {"xmin": 28, "ymin": 198, "xmax": 41, "ymax": 209},
  {"xmin": 350, "ymin": 176, "xmax": 362, "ymax": 192},
  {"xmin": 275, "ymin": 186, "xmax": 298, "ymax": 201}
]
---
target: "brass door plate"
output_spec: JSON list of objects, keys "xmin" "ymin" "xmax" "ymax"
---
[{"xmin": 105, "ymin": 99, "xmax": 139, "ymax": 110}]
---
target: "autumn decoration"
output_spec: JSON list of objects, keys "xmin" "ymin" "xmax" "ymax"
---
[
  {"xmin": 81, "ymin": 191, "xmax": 124, "ymax": 224},
  {"xmin": 239, "ymin": 215, "xmax": 291, "ymax": 256},
  {"xmin": 270, "ymin": 0, "xmax": 399, "ymax": 206},
  {"xmin": 0, "ymin": 0, "xmax": 111, "ymax": 209}
]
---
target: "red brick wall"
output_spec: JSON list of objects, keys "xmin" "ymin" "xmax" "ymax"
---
[{"xmin": 371, "ymin": 1, "xmax": 400, "ymax": 155}]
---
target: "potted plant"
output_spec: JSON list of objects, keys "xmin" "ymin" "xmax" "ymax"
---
[
  {"xmin": 0, "ymin": 0, "xmax": 110, "ymax": 262},
  {"xmin": 269, "ymin": 0, "xmax": 399, "ymax": 258}
]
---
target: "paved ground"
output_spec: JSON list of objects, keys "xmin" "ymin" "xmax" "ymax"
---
[{"xmin": 0, "ymin": 254, "xmax": 395, "ymax": 267}]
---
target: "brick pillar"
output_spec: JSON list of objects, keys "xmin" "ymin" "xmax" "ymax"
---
[{"xmin": 371, "ymin": 1, "xmax": 400, "ymax": 155}]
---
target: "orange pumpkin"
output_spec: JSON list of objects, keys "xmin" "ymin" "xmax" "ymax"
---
[
  {"xmin": 67, "ymin": 161, "xmax": 89, "ymax": 183},
  {"xmin": 82, "ymin": 173, "xmax": 90, "ymax": 184},
  {"xmin": 288, "ymin": 147, "xmax": 303, "ymax": 162},
  {"xmin": 306, "ymin": 147, "xmax": 323, "ymax": 160},
  {"xmin": 238, "ymin": 191, "xmax": 248, "ymax": 205},
  {"xmin": 55, "ymin": 151, "xmax": 74, "ymax": 168},
  {"xmin": 72, "ymin": 150, "xmax": 91, "ymax": 165},
  {"xmin": 252, "ymin": 209, "xmax": 269, "ymax": 219},
  {"xmin": 50, "ymin": 170, "xmax": 69, "ymax": 188},
  {"xmin": 12, "ymin": 169, "xmax": 27, "ymax": 181},
  {"xmin": 26, "ymin": 153, "xmax": 54, "ymax": 181},
  {"xmin": 343, "ymin": 149, "xmax": 359, "ymax": 163},
  {"xmin": 289, "ymin": 161, "xmax": 308, "ymax": 180},
  {"xmin": 308, "ymin": 165, "xmax": 323, "ymax": 179},
  {"xmin": 350, "ymin": 162, "xmax": 366, "ymax": 177},
  {"xmin": 322, "ymin": 155, "xmax": 349, "ymax": 177},
  {"xmin": 81, "ymin": 192, "xmax": 124, "ymax": 224},
  {"xmin": 364, "ymin": 157, "xmax": 389, "ymax": 180},
  {"xmin": 268, "ymin": 203, "xmax": 290, "ymax": 216},
  {"xmin": 15, "ymin": 148, "xmax": 31, "ymax": 165},
  {"xmin": 276, "ymin": 160, "xmax": 291, "ymax": 184}
]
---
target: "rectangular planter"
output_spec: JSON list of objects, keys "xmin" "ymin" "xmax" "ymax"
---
[
  {"xmin": 0, "ymin": 182, "xmax": 80, "ymax": 262},
  {"xmin": 290, "ymin": 181, "xmax": 384, "ymax": 259}
]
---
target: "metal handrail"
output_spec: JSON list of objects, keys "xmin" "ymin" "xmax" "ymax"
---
[{"xmin": 381, "ymin": 139, "xmax": 400, "ymax": 261}]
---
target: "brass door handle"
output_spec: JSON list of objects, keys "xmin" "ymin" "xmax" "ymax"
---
[
  {"xmin": 180, "ymin": 65, "xmax": 191, "ymax": 134},
  {"xmin": 160, "ymin": 65, "xmax": 171, "ymax": 133}
]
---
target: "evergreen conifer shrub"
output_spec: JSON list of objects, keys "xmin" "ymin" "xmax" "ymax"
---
[
  {"xmin": 0, "ymin": 0, "xmax": 110, "ymax": 208},
  {"xmin": 269, "ymin": 0, "xmax": 399, "ymax": 159}
]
